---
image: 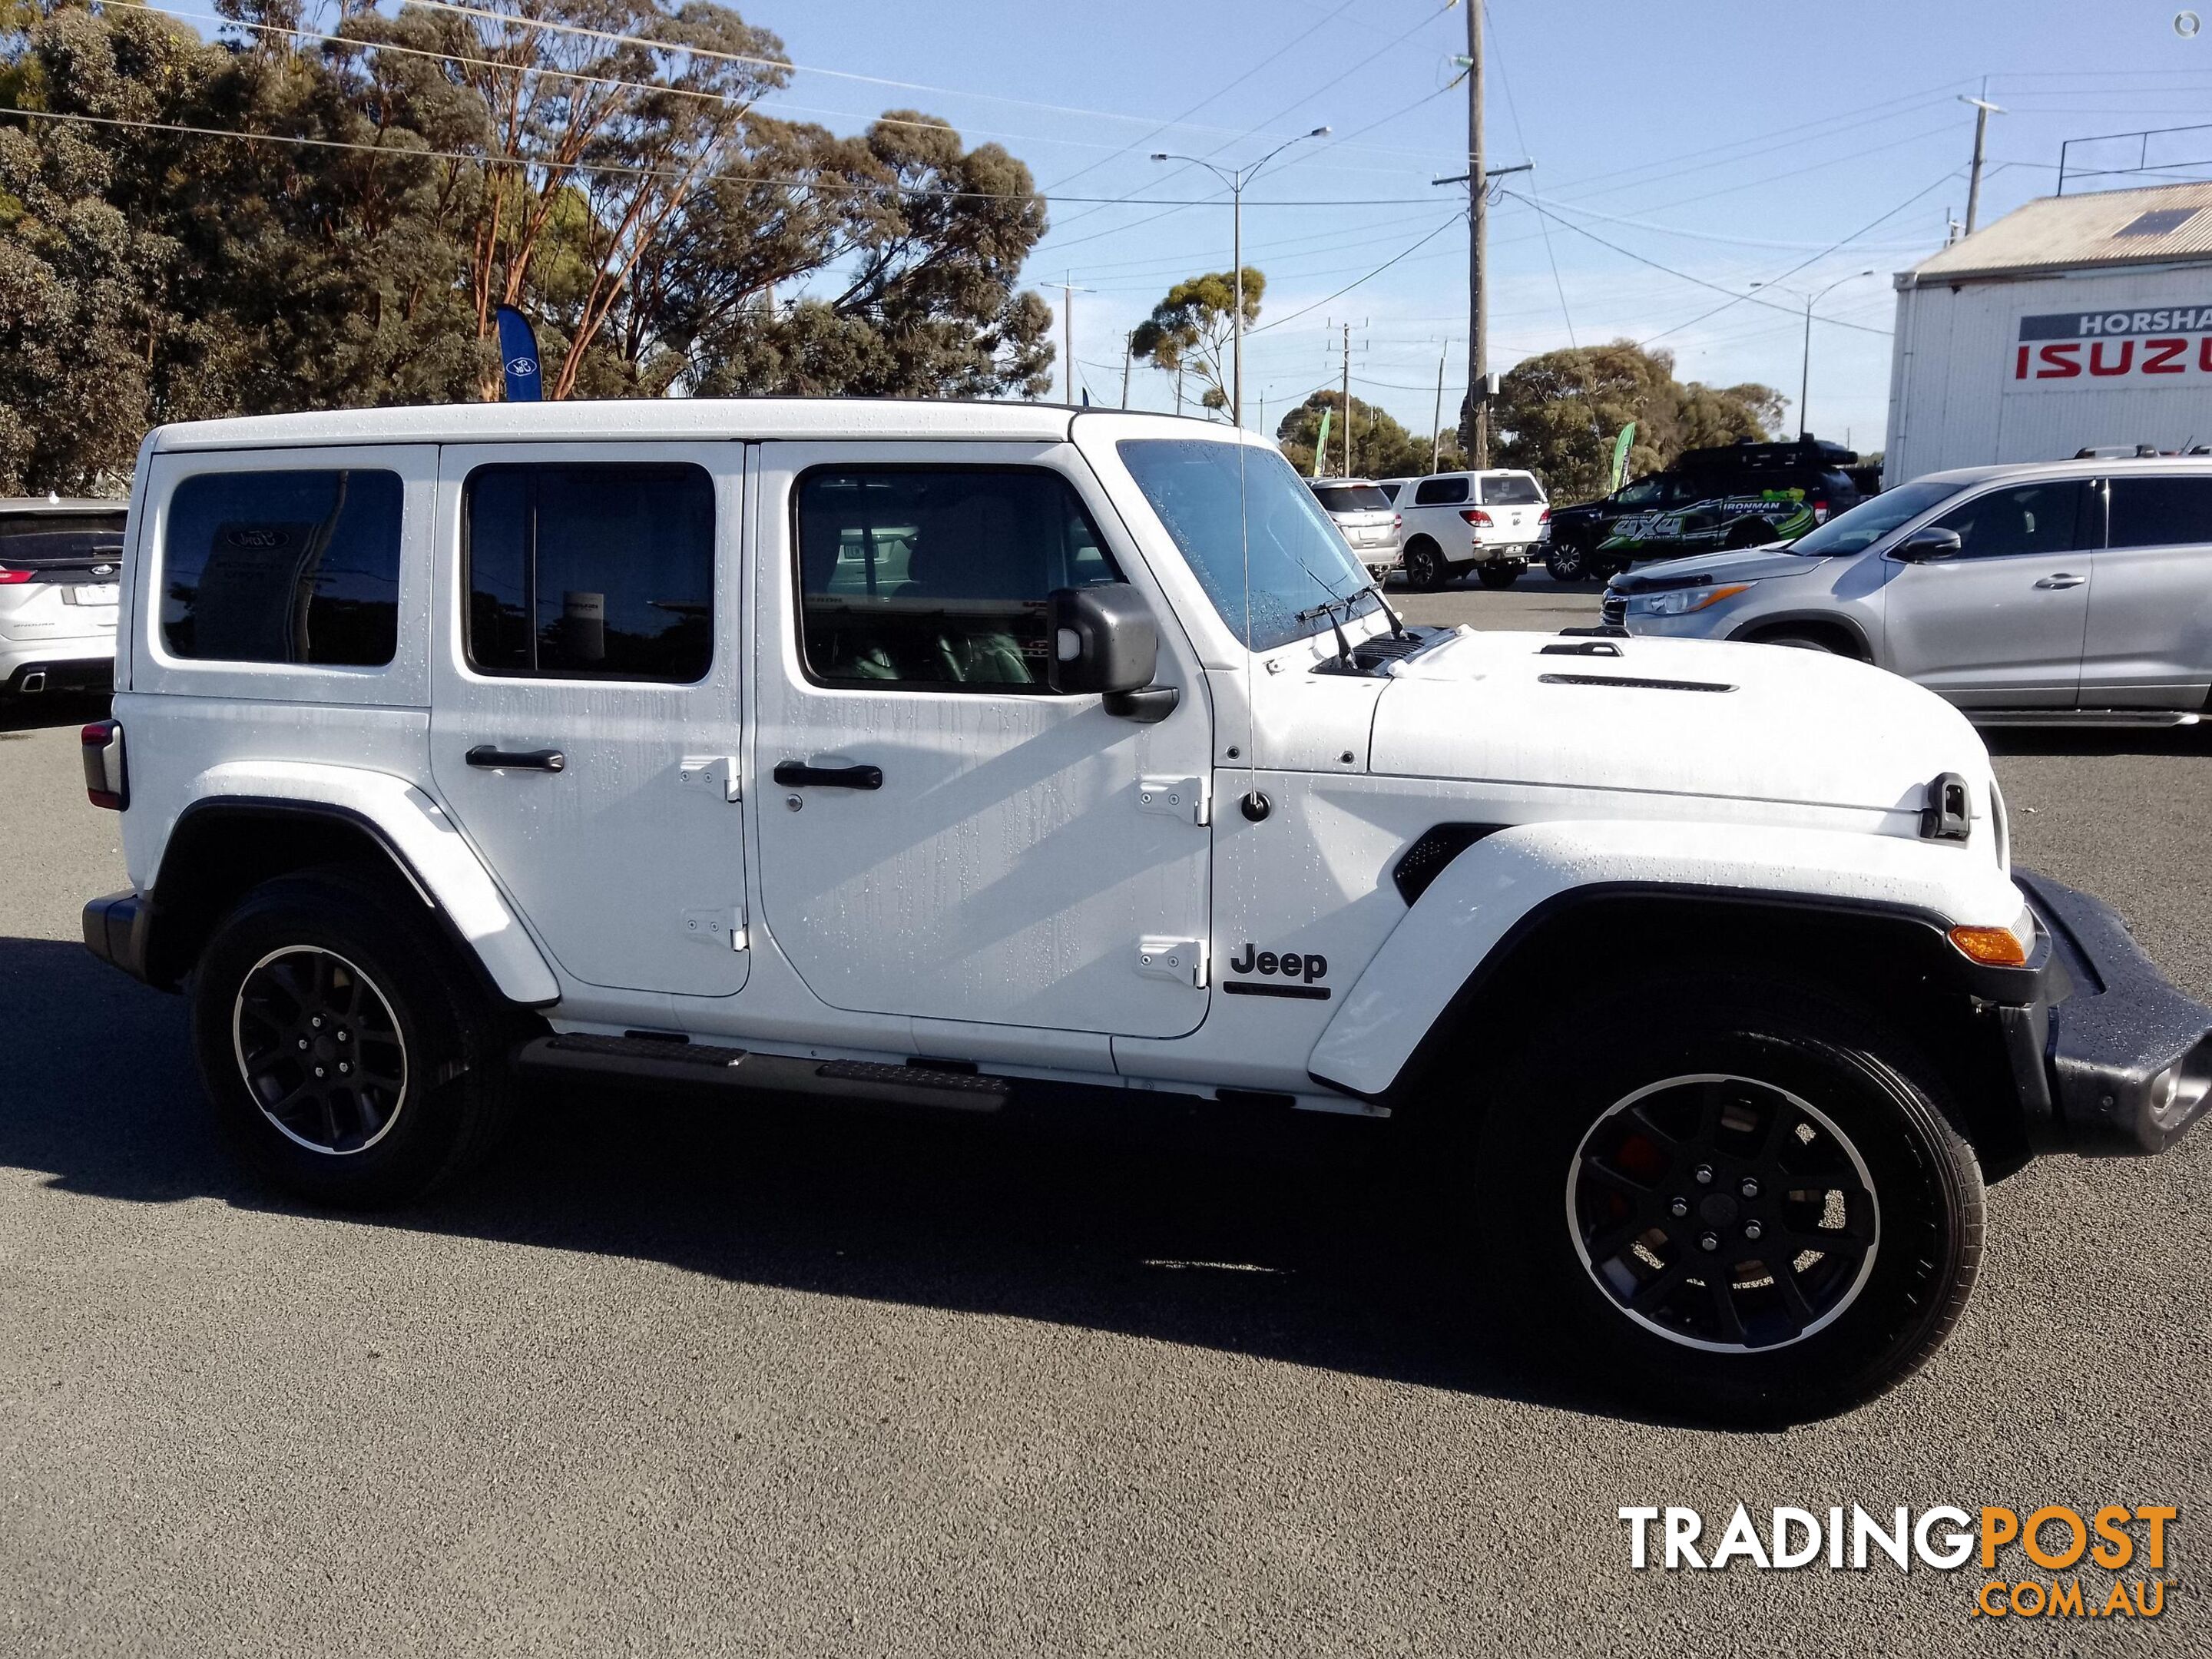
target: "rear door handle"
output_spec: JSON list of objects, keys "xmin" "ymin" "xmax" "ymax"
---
[
  {"xmin": 2034, "ymin": 573, "xmax": 2088, "ymax": 589},
  {"xmin": 466, "ymin": 745, "xmax": 566, "ymax": 772},
  {"xmin": 773, "ymin": 760, "xmax": 883, "ymax": 790}
]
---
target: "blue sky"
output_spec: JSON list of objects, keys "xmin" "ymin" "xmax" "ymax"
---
[{"xmin": 753, "ymin": 0, "xmax": 2212, "ymax": 453}]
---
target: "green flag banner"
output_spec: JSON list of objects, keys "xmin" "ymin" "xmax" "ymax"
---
[
  {"xmin": 1313, "ymin": 407, "xmax": 1333, "ymax": 477},
  {"xmin": 1609, "ymin": 422, "xmax": 1636, "ymax": 493}
]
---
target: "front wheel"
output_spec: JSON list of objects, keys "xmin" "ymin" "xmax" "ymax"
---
[
  {"xmin": 1475, "ymin": 563, "xmax": 1522, "ymax": 591},
  {"xmin": 191, "ymin": 869, "xmax": 523, "ymax": 1207},
  {"xmin": 1403, "ymin": 539, "xmax": 1449, "ymax": 591},
  {"xmin": 1545, "ymin": 540, "xmax": 1588, "ymax": 582},
  {"xmin": 1470, "ymin": 975, "xmax": 1984, "ymax": 1424}
]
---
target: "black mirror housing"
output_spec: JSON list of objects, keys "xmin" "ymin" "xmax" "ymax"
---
[
  {"xmin": 1892, "ymin": 526, "xmax": 1963, "ymax": 562},
  {"xmin": 1046, "ymin": 584, "xmax": 1158, "ymax": 696}
]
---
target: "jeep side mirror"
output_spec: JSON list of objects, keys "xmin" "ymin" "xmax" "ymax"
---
[
  {"xmin": 1892, "ymin": 526, "xmax": 1962, "ymax": 562},
  {"xmin": 1047, "ymin": 584, "xmax": 1157, "ymax": 697}
]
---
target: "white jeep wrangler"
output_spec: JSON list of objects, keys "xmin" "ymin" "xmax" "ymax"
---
[{"xmin": 79, "ymin": 400, "xmax": 2212, "ymax": 1422}]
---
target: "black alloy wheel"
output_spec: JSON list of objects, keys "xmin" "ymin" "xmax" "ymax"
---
[
  {"xmin": 232, "ymin": 945, "xmax": 409, "ymax": 1154},
  {"xmin": 1567, "ymin": 1073, "xmax": 1877, "ymax": 1351},
  {"xmin": 1405, "ymin": 540, "xmax": 1448, "ymax": 591},
  {"xmin": 1545, "ymin": 540, "xmax": 1588, "ymax": 582}
]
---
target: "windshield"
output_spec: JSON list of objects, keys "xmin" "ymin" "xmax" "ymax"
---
[
  {"xmin": 1312, "ymin": 483, "xmax": 1391, "ymax": 512},
  {"xmin": 1119, "ymin": 439, "xmax": 1378, "ymax": 652},
  {"xmin": 1787, "ymin": 479, "xmax": 1965, "ymax": 557}
]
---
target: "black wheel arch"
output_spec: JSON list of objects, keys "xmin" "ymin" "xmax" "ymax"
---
[
  {"xmin": 141, "ymin": 798, "xmax": 533, "ymax": 1009},
  {"xmin": 1727, "ymin": 610, "xmax": 1874, "ymax": 660},
  {"xmin": 1322, "ymin": 885, "xmax": 2037, "ymax": 1181}
]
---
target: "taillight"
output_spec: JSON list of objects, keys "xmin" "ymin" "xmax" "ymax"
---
[
  {"xmin": 1538, "ymin": 508, "xmax": 1551, "ymax": 523},
  {"xmin": 81, "ymin": 720, "xmax": 127, "ymax": 810},
  {"xmin": 1393, "ymin": 512, "xmax": 1402, "ymax": 530},
  {"xmin": 1459, "ymin": 509, "xmax": 1494, "ymax": 527},
  {"xmin": 0, "ymin": 565, "xmax": 31, "ymax": 584},
  {"xmin": 1812, "ymin": 498, "xmax": 1829, "ymax": 523}
]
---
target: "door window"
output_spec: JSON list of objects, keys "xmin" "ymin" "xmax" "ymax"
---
[
  {"xmin": 1614, "ymin": 477, "xmax": 1662, "ymax": 507},
  {"xmin": 1412, "ymin": 475, "xmax": 1469, "ymax": 506},
  {"xmin": 794, "ymin": 467, "xmax": 1120, "ymax": 690},
  {"xmin": 2107, "ymin": 475, "xmax": 2212, "ymax": 548},
  {"xmin": 1929, "ymin": 481, "xmax": 2088, "ymax": 558},
  {"xmin": 161, "ymin": 469, "xmax": 402, "ymax": 665},
  {"xmin": 463, "ymin": 463, "xmax": 713, "ymax": 681}
]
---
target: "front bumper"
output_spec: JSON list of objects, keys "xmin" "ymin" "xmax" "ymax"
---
[{"xmin": 2004, "ymin": 869, "xmax": 2212, "ymax": 1155}]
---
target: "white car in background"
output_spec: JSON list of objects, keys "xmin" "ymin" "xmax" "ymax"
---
[
  {"xmin": 1, "ymin": 495, "xmax": 129, "ymax": 699},
  {"xmin": 1304, "ymin": 478, "xmax": 1401, "ymax": 582},
  {"xmin": 1391, "ymin": 469, "xmax": 1550, "ymax": 591}
]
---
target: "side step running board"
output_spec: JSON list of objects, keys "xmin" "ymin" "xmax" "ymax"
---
[
  {"xmin": 515, "ymin": 1032, "xmax": 1013, "ymax": 1113},
  {"xmin": 1968, "ymin": 709, "xmax": 2201, "ymax": 729}
]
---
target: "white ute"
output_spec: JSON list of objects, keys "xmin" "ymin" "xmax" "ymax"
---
[{"xmin": 80, "ymin": 400, "xmax": 2212, "ymax": 1423}]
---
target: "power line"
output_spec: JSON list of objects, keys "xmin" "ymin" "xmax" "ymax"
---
[{"xmin": 1248, "ymin": 217, "xmax": 1461, "ymax": 335}]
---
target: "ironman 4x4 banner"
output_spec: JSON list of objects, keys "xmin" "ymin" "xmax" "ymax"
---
[
  {"xmin": 1596, "ymin": 489, "xmax": 1819, "ymax": 553},
  {"xmin": 2012, "ymin": 308, "xmax": 2212, "ymax": 390}
]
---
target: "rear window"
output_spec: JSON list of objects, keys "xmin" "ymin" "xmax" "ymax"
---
[
  {"xmin": 0, "ymin": 511, "xmax": 127, "ymax": 568},
  {"xmin": 1477, "ymin": 473, "xmax": 1544, "ymax": 505},
  {"xmin": 161, "ymin": 470, "xmax": 403, "ymax": 667},
  {"xmin": 1312, "ymin": 484, "xmax": 1391, "ymax": 512}
]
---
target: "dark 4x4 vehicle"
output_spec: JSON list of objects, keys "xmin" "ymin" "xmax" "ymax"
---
[{"xmin": 1546, "ymin": 438, "xmax": 1863, "ymax": 582}]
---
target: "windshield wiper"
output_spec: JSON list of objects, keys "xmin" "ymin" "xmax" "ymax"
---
[{"xmin": 1292, "ymin": 558, "xmax": 1406, "ymax": 670}]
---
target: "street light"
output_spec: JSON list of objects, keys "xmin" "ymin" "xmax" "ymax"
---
[
  {"xmin": 1150, "ymin": 127, "xmax": 1331, "ymax": 427},
  {"xmin": 1755, "ymin": 270, "xmax": 1875, "ymax": 439}
]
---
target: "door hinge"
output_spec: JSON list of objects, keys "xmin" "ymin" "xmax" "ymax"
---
[
  {"xmin": 1138, "ymin": 774, "xmax": 1210, "ymax": 826},
  {"xmin": 683, "ymin": 909, "xmax": 747, "ymax": 950},
  {"xmin": 1137, "ymin": 936, "xmax": 1207, "ymax": 988},
  {"xmin": 678, "ymin": 756, "xmax": 740, "ymax": 802}
]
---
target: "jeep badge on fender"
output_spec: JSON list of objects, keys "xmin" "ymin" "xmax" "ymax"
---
[{"xmin": 76, "ymin": 396, "xmax": 2212, "ymax": 1426}]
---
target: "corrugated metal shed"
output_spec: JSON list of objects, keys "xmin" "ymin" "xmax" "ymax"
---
[{"xmin": 1906, "ymin": 181, "xmax": 2212, "ymax": 285}]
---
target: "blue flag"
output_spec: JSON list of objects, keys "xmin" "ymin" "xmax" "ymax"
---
[{"xmin": 495, "ymin": 306, "xmax": 542, "ymax": 402}]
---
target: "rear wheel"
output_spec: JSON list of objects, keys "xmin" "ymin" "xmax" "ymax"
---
[
  {"xmin": 1403, "ymin": 538, "xmax": 1449, "ymax": 591},
  {"xmin": 1468, "ymin": 975, "xmax": 1983, "ymax": 1423},
  {"xmin": 1724, "ymin": 518, "xmax": 1777, "ymax": 549},
  {"xmin": 191, "ymin": 869, "xmax": 522, "ymax": 1207},
  {"xmin": 1475, "ymin": 563, "xmax": 1521, "ymax": 591},
  {"xmin": 1545, "ymin": 541, "xmax": 1588, "ymax": 582}
]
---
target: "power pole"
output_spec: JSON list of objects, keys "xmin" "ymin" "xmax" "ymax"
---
[
  {"xmin": 1061, "ymin": 275, "xmax": 1075, "ymax": 404},
  {"xmin": 1465, "ymin": 0, "xmax": 1486, "ymax": 469},
  {"xmin": 1339, "ymin": 322, "xmax": 1353, "ymax": 478},
  {"xmin": 1430, "ymin": 343, "xmax": 1448, "ymax": 473},
  {"xmin": 1174, "ymin": 364, "xmax": 1184, "ymax": 416},
  {"xmin": 1120, "ymin": 332, "xmax": 1133, "ymax": 409},
  {"xmin": 1961, "ymin": 86, "xmax": 2003, "ymax": 237}
]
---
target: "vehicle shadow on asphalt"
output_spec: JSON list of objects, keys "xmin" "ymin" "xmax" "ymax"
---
[
  {"xmin": 1981, "ymin": 723, "xmax": 2212, "ymax": 760},
  {"xmin": 0, "ymin": 932, "xmax": 1689, "ymax": 1426},
  {"xmin": 0, "ymin": 691, "xmax": 108, "ymax": 734}
]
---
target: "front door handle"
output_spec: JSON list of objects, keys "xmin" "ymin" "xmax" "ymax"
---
[
  {"xmin": 773, "ymin": 760, "xmax": 883, "ymax": 790},
  {"xmin": 2034, "ymin": 573, "xmax": 2088, "ymax": 589},
  {"xmin": 466, "ymin": 745, "xmax": 566, "ymax": 772}
]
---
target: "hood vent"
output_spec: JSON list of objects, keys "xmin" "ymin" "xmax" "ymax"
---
[{"xmin": 1538, "ymin": 672, "xmax": 1736, "ymax": 694}]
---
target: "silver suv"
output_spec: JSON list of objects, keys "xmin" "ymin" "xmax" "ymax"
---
[{"xmin": 1608, "ymin": 458, "xmax": 2212, "ymax": 724}]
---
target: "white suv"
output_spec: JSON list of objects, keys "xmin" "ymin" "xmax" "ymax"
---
[
  {"xmin": 78, "ymin": 400, "xmax": 2212, "ymax": 1422},
  {"xmin": 1392, "ymin": 469, "xmax": 1549, "ymax": 591},
  {"xmin": 1, "ymin": 495, "xmax": 128, "ymax": 697}
]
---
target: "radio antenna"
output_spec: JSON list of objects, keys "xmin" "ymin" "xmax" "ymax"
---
[{"xmin": 1236, "ymin": 427, "xmax": 1267, "ymax": 820}]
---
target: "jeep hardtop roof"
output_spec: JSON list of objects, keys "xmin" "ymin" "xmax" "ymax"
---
[{"xmin": 147, "ymin": 398, "xmax": 1225, "ymax": 452}]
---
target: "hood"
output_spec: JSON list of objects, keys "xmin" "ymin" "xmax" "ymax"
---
[
  {"xmin": 1367, "ymin": 629, "xmax": 1987, "ymax": 819},
  {"xmin": 1608, "ymin": 545, "xmax": 1825, "ymax": 593}
]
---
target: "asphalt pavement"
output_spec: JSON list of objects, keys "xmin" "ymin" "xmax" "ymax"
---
[{"xmin": 4, "ymin": 594, "xmax": 2210, "ymax": 1655}]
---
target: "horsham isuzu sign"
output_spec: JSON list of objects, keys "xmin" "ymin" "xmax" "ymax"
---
[{"xmin": 2012, "ymin": 309, "xmax": 2212, "ymax": 388}]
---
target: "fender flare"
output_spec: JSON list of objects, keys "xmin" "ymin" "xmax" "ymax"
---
[
  {"xmin": 1305, "ymin": 818, "xmax": 2029, "ymax": 1099},
  {"xmin": 151, "ymin": 763, "xmax": 560, "ymax": 1006}
]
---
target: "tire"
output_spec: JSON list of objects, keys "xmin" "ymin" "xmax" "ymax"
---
[
  {"xmin": 1468, "ymin": 972, "xmax": 1983, "ymax": 1425},
  {"xmin": 1724, "ymin": 518, "xmax": 1777, "ymax": 550},
  {"xmin": 1545, "ymin": 540, "xmax": 1588, "ymax": 583},
  {"xmin": 190, "ymin": 868, "xmax": 523, "ymax": 1207},
  {"xmin": 1403, "ymin": 538, "xmax": 1449, "ymax": 592},
  {"xmin": 1757, "ymin": 631, "xmax": 1839, "ymax": 654},
  {"xmin": 1475, "ymin": 563, "xmax": 1520, "ymax": 591}
]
